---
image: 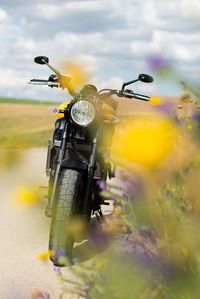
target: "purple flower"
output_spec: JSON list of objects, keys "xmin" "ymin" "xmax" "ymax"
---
[
  {"xmin": 84, "ymin": 281, "xmax": 94, "ymax": 288},
  {"xmin": 147, "ymin": 54, "xmax": 170, "ymax": 72},
  {"xmin": 41, "ymin": 292, "xmax": 50, "ymax": 299},
  {"xmin": 120, "ymin": 174, "xmax": 143, "ymax": 200},
  {"xmin": 154, "ymin": 101, "xmax": 175, "ymax": 116},
  {"xmin": 122, "ymin": 192, "xmax": 129, "ymax": 200},
  {"xmin": 54, "ymin": 250, "xmax": 65, "ymax": 257},
  {"xmin": 53, "ymin": 266, "xmax": 61, "ymax": 273},
  {"xmin": 31, "ymin": 289, "xmax": 51, "ymax": 299},
  {"xmin": 88, "ymin": 223, "xmax": 108, "ymax": 250},
  {"xmin": 96, "ymin": 179, "xmax": 108, "ymax": 191},
  {"xmin": 192, "ymin": 111, "xmax": 200, "ymax": 121}
]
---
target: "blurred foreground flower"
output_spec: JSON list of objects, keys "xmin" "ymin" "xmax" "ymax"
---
[
  {"xmin": 13, "ymin": 185, "xmax": 41, "ymax": 207},
  {"xmin": 0, "ymin": 148, "xmax": 22, "ymax": 171},
  {"xmin": 62, "ymin": 61, "xmax": 89, "ymax": 89},
  {"xmin": 150, "ymin": 95, "xmax": 163, "ymax": 106},
  {"xmin": 89, "ymin": 222, "xmax": 109, "ymax": 251},
  {"xmin": 147, "ymin": 54, "xmax": 171, "ymax": 74},
  {"xmin": 31, "ymin": 289, "xmax": 50, "ymax": 299},
  {"xmin": 112, "ymin": 116, "xmax": 177, "ymax": 168},
  {"xmin": 37, "ymin": 250, "xmax": 54, "ymax": 262},
  {"xmin": 67, "ymin": 217, "xmax": 88, "ymax": 239}
]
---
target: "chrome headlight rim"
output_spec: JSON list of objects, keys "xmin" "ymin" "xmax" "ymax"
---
[{"xmin": 70, "ymin": 99, "xmax": 96, "ymax": 127}]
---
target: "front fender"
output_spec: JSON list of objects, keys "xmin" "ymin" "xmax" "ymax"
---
[{"xmin": 60, "ymin": 159, "xmax": 88, "ymax": 172}]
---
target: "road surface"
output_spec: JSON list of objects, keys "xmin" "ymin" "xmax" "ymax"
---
[{"xmin": 0, "ymin": 148, "xmax": 91, "ymax": 299}]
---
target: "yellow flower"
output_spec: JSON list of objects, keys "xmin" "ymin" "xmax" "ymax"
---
[
  {"xmin": 63, "ymin": 62, "xmax": 89, "ymax": 88},
  {"xmin": 13, "ymin": 186, "xmax": 39, "ymax": 206},
  {"xmin": 37, "ymin": 250, "xmax": 54, "ymax": 261},
  {"xmin": 187, "ymin": 124, "xmax": 193, "ymax": 130},
  {"xmin": 67, "ymin": 217, "xmax": 87, "ymax": 236},
  {"xmin": 95, "ymin": 258, "xmax": 107, "ymax": 270},
  {"xmin": 112, "ymin": 116, "xmax": 176, "ymax": 168},
  {"xmin": 150, "ymin": 95, "xmax": 162, "ymax": 106}
]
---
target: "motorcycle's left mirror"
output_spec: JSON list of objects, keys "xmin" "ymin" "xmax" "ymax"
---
[
  {"xmin": 34, "ymin": 56, "xmax": 49, "ymax": 65},
  {"xmin": 138, "ymin": 73, "xmax": 153, "ymax": 83}
]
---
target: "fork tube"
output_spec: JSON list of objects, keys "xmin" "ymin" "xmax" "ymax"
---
[
  {"xmin": 45, "ymin": 121, "xmax": 68, "ymax": 217},
  {"xmin": 82, "ymin": 130, "xmax": 99, "ymax": 218}
]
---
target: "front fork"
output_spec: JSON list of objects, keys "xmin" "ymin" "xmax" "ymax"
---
[
  {"xmin": 82, "ymin": 131, "xmax": 99, "ymax": 219},
  {"xmin": 45, "ymin": 122, "xmax": 68, "ymax": 217},
  {"xmin": 46, "ymin": 127, "xmax": 106, "ymax": 222}
]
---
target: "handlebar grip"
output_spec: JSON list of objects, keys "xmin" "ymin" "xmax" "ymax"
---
[
  {"xmin": 122, "ymin": 90, "xmax": 150, "ymax": 101},
  {"xmin": 30, "ymin": 79, "xmax": 48, "ymax": 83},
  {"xmin": 28, "ymin": 79, "xmax": 60, "ymax": 88},
  {"xmin": 131, "ymin": 93, "xmax": 150, "ymax": 101},
  {"xmin": 28, "ymin": 79, "xmax": 49, "ymax": 85}
]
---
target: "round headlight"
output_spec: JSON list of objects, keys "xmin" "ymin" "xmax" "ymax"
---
[{"xmin": 70, "ymin": 100, "xmax": 96, "ymax": 127}]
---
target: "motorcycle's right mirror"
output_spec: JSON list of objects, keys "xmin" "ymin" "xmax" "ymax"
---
[
  {"xmin": 138, "ymin": 73, "xmax": 154, "ymax": 83},
  {"xmin": 34, "ymin": 56, "xmax": 49, "ymax": 65}
]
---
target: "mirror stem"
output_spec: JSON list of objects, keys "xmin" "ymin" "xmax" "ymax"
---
[
  {"xmin": 122, "ymin": 79, "xmax": 139, "ymax": 91},
  {"xmin": 43, "ymin": 60, "xmax": 62, "ymax": 76}
]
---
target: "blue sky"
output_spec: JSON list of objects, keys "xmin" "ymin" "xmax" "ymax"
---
[{"xmin": 0, "ymin": 0, "xmax": 200, "ymax": 101}]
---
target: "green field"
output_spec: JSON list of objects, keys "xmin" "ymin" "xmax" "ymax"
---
[
  {"xmin": 0, "ymin": 96, "xmax": 158, "ymax": 148},
  {"xmin": 0, "ymin": 97, "xmax": 58, "ymax": 105},
  {"xmin": 0, "ymin": 98, "xmax": 57, "ymax": 148}
]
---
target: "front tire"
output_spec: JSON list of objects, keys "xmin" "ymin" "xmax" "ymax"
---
[{"xmin": 49, "ymin": 169, "xmax": 82, "ymax": 266}]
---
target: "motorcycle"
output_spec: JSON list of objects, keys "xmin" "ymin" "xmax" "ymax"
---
[{"xmin": 29, "ymin": 56, "xmax": 153, "ymax": 266}]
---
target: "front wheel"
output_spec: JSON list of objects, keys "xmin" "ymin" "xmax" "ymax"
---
[{"xmin": 49, "ymin": 169, "xmax": 82, "ymax": 266}]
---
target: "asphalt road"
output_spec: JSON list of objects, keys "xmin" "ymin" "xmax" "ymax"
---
[{"xmin": 0, "ymin": 148, "xmax": 86, "ymax": 299}]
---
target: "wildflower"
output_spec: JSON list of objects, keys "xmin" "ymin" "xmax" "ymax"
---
[
  {"xmin": 62, "ymin": 61, "xmax": 89, "ymax": 88},
  {"xmin": 147, "ymin": 54, "xmax": 169, "ymax": 72},
  {"xmin": 53, "ymin": 250, "xmax": 70, "ymax": 266},
  {"xmin": 120, "ymin": 173, "xmax": 143, "ymax": 199},
  {"xmin": 150, "ymin": 95, "xmax": 162, "ymax": 106},
  {"xmin": 31, "ymin": 289, "xmax": 50, "ymax": 298},
  {"xmin": 94, "ymin": 259, "xmax": 107, "ymax": 270},
  {"xmin": 122, "ymin": 192, "xmax": 129, "ymax": 200},
  {"xmin": 67, "ymin": 217, "xmax": 87, "ymax": 237},
  {"xmin": 53, "ymin": 266, "xmax": 61, "ymax": 273},
  {"xmin": 13, "ymin": 186, "xmax": 40, "ymax": 207},
  {"xmin": 88, "ymin": 222, "xmax": 108, "ymax": 250},
  {"xmin": 85, "ymin": 281, "xmax": 93, "ymax": 287},
  {"xmin": 0, "ymin": 148, "xmax": 22, "ymax": 171},
  {"xmin": 37, "ymin": 250, "xmax": 53, "ymax": 262},
  {"xmin": 187, "ymin": 124, "xmax": 193, "ymax": 130},
  {"xmin": 155, "ymin": 101, "xmax": 175, "ymax": 117},
  {"xmin": 54, "ymin": 249, "xmax": 66, "ymax": 257},
  {"xmin": 112, "ymin": 116, "xmax": 176, "ymax": 168},
  {"xmin": 96, "ymin": 179, "xmax": 108, "ymax": 190}
]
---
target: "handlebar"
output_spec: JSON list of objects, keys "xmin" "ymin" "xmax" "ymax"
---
[
  {"xmin": 29, "ymin": 80, "xmax": 150, "ymax": 102},
  {"xmin": 98, "ymin": 89, "xmax": 150, "ymax": 102},
  {"xmin": 28, "ymin": 79, "xmax": 60, "ymax": 88},
  {"xmin": 28, "ymin": 77, "xmax": 75, "ymax": 95}
]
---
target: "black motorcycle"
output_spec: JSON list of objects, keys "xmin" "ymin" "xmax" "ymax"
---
[{"xmin": 29, "ymin": 56, "xmax": 153, "ymax": 266}]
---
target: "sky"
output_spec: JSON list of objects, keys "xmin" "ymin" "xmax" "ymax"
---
[{"xmin": 0, "ymin": 0, "xmax": 200, "ymax": 101}]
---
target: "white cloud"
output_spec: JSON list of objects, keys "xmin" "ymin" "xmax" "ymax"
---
[
  {"xmin": 34, "ymin": 1, "xmax": 105, "ymax": 21},
  {"xmin": 0, "ymin": 8, "xmax": 8, "ymax": 21},
  {"xmin": 0, "ymin": 0, "xmax": 200, "ymax": 100}
]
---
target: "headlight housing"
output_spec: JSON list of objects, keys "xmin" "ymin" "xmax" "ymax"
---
[{"xmin": 70, "ymin": 100, "xmax": 96, "ymax": 127}]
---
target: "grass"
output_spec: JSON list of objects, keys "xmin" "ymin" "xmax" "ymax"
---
[
  {"xmin": 0, "ymin": 100, "xmax": 57, "ymax": 148},
  {"xmin": 0, "ymin": 97, "xmax": 58, "ymax": 105}
]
